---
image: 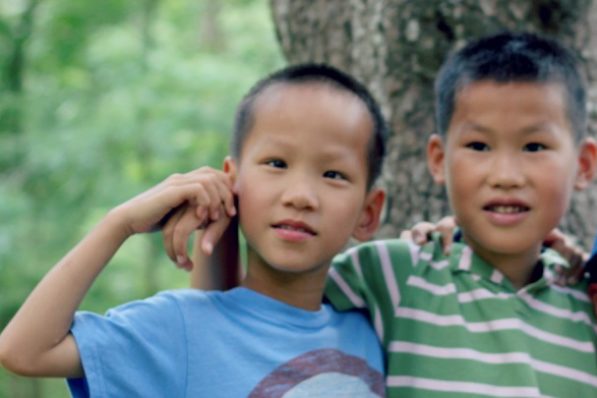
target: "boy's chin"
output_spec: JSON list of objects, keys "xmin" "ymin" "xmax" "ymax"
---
[
  {"xmin": 488, "ymin": 244, "xmax": 542, "ymax": 257},
  {"xmin": 462, "ymin": 232, "xmax": 544, "ymax": 259},
  {"xmin": 267, "ymin": 259, "xmax": 331, "ymax": 276}
]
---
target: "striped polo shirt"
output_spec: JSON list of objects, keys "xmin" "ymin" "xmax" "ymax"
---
[{"xmin": 326, "ymin": 237, "xmax": 597, "ymax": 397}]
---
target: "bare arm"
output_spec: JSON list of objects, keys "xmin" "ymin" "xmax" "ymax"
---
[
  {"xmin": 0, "ymin": 213, "xmax": 130, "ymax": 377},
  {"xmin": 0, "ymin": 168, "xmax": 234, "ymax": 378}
]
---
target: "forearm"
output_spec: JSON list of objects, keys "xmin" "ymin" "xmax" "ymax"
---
[
  {"xmin": 190, "ymin": 234, "xmax": 215, "ymax": 289},
  {"xmin": 190, "ymin": 217, "xmax": 241, "ymax": 290},
  {"xmin": 0, "ymin": 168, "xmax": 234, "ymax": 376},
  {"xmin": 0, "ymin": 209, "xmax": 130, "ymax": 375}
]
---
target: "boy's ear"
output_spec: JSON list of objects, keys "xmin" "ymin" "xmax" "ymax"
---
[
  {"xmin": 352, "ymin": 188, "xmax": 385, "ymax": 241},
  {"xmin": 427, "ymin": 134, "xmax": 446, "ymax": 184},
  {"xmin": 223, "ymin": 156, "xmax": 238, "ymax": 191},
  {"xmin": 574, "ymin": 137, "xmax": 597, "ymax": 190}
]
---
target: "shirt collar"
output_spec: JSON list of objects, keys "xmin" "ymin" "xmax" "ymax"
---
[{"xmin": 445, "ymin": 239, "xmax": 568, "ymax": 292}]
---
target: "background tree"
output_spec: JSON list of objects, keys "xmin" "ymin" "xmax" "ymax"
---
[
  {"xmin": 3, "ymin": 1, "xmax": 597, "ymax": 396},
  {"xmin": 271, "ymin": 0, "xmax": 597, "ymax": 244}
]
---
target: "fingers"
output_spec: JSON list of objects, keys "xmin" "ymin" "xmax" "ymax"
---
[
  {"xmin": 399, "ymin": 230, "xmax": 413, "ymax": 241},
  {"xmin": 172, "ymin": 209, "xmax": 209, "ymax": 270},
  {"xmin": 542, "ymin": 228, "xmax": 566, "ymax": 248},
  {"xmin": 149, "ymin": 167, "xmax": 235, "ymax": 270},
  {"xmin": 162, "ymin": 167, "xmax": 232, "ymax": 202},
  {"xmin": 162, "ymin": 204, "xmax": 184, "ymax": 264},
  {"xmin": 400, "ymin": 216, "xmax": 458, "ymax": 254},
  {"xmin": 405, "ymin": 222, "xmax": 436, "ymax": 245},
  {"xmin": 199, "ymin": 216, "xmax": 232, "ymax": 256},
  {"xmin": 182, "ymin": 167, "xmax": 235, "ymax": 221},
  {"xmin": 191, "ymin": 175, "xmax": 225, "ymax": 221},
  {"xmin": 545, "ymin": 228, "xmax": 588, "ymax": 286},
  {"xmin": 436, "ymin": 216, "xmax": 457, "ymax": 254},
  {"xmin": 162, "ymin": 205, "xmax": 205, "ymax": 271},
  {"xmin": 214, "ymin": 175, "xmax": 236, "ymax": 218},
  {"xmin": 159, "ymin": 167, "xmax": 235, "ymax": 222},
  {"xmin": 162, "ymin": 203, "xmax": 232, "ymax": 270}
]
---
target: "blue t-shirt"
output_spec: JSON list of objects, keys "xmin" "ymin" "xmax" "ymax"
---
[{"xmin": 68, "ymin": 287, "xmax": 385, "ymax": 397}]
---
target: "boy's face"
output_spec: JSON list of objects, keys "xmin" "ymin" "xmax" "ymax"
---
[
  {"xmin": 229, "ymin": 83, "xmax": 383, "ymax": 277},
  {"xmin": 427, "ymin": 81, "xmax": 596, "ymax": 264}
]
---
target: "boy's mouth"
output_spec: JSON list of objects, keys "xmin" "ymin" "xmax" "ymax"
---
[
  {"xmin": 482, "ymin": 200, "xmax": 531, "ymax": 226},
  {"xmin": 272, "ymin": 220, "xmax": 317, "ymax": 236},
  {"xmin": 484, "ymin": 204, "xmax": 529, "ymax": 214}
]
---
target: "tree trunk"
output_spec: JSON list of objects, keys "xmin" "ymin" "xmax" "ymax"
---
[
  {"xmin": 198, "ymin": 2, "xmax": 224, "ymax": 51},
  {"xmin": 270, "ymin": 0, "xmax": 597, "ymax": 246}
]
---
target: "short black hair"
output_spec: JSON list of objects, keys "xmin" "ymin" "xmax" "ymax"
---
[
  {"xmin": 435, "ymin": 31, "xmax": 587, "ymax": 142},
  {"xmin": 232, "ymin": 63, "xmax": 389, "ymax": 190}
]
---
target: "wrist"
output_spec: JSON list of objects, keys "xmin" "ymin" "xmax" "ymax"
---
[{"xmin": 104, "ymin": 206, "xmax": 136, "ymax": 241}]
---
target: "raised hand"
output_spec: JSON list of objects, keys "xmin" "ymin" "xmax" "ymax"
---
[
  {"xmin": 400, "ymin": 216, "xmax": 457, "ymax": 254},
  {"xmin": 161, "ymin": 202, "xmax": 235, "ymax": 271},
  {"xmin": 114, "ymin": 167, "xmax": 235, "ymax": 237},
  {"xmin": 543, "ymin": 229, "xmax": 588, "ymax": 286}
]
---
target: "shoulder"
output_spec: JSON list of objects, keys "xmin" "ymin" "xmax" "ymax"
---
[
  {"xmin": 540, "ymin": 249, "xmax": 594, "ymax": 304},
  {"xmin": 73, "ymin": 289, "xmax": 220, "ymax": 333},
  {"xmin": 69, "ymin": 290, "xmax": 202, "ymax": 397},
  {"xmin": 544, "ymin": 279, "xmax": 593, "ymax": 309},
  {"xmin": 332, "ymin": 237, "xmax": 451, "ymax": 275},
  {"xmin": 333, "ymin": 238, "xmax": 420, "ymax": 269},
  {"xmin": 321, "ymin": 304, "xmax": 380, "ymax": 341},
  {"xmin": 102, "ymin": 289, "xmax": 205, "ymax": 315},
  {"xmin": 152, "ymin": 288, "xmax": 214, "ymax": 307},
  {"xmin": 325, "ymin": 305, "xmax": 370, "ymax": 325}
]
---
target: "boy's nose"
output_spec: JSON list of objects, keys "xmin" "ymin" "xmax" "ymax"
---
[
  {"xmin": 487, "ymin": 154, "xmax": 525, "ymax": 189},
  {"xmin": 281, "ymin": 179, "xmax": 319, "ymax": 210}
]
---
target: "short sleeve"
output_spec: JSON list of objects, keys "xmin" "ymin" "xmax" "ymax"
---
[
  {"xmin": 326, "ymin": 239, "xmax": 416, "ymax": 342},
  {"xmin": 67, "ymin": 291, "xmax": 187, "ymax": 398}
]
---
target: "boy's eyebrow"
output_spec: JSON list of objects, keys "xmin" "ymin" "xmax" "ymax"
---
[
  {"xmin": 518, "ymin": 123, "xmax": 563, "ymax": 136},
  {"xmin": 460, "ymin": 121, "xmax": 563, "ymax": 136},
  {"xmin": 259, "ymin": 133, "xmax": 361, "ymax": 152},
  {"xmin": 457, "ymin": 122, "xmax": 493, "ymax": 134},
  {"xmin": 254, "ymin": 134, "xmax": 364, "ymax": 165}
]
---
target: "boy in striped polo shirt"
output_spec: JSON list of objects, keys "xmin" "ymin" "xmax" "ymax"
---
[{"xmin": 327, "ymin": 32, "xmax": 597, "ymax": 397}]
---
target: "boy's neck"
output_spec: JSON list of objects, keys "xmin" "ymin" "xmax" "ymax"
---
[
  {"xmin": 241, "ymin": 272, "xmax": 326, "ymax": 311},
  {"xmin": 464, "ymin": 240, "xmax": 543, "ymax": 290}
]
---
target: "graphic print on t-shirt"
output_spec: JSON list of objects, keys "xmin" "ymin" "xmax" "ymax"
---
[{"xmin": 248, "ymin": 349, "xmax": 384, "ymax": 397}]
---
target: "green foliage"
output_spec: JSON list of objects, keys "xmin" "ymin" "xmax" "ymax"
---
[{"xmin": 0, "ymin": 0, "xmax": 282, "ymax": 395}]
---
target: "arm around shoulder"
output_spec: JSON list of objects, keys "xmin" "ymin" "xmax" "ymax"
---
[{"xmin": 326, "ymin": 239, "xmax": 414, "ymax": 312}]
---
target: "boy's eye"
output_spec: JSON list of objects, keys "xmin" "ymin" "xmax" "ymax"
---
[
  {"xmin": 265, "ymin": 159, "xmax": 287, "ymax": 168},
  {"xmin": 465, "ymin": 141, "xmax": 490, "ymax": 151},
  {"xmin": 323, "ymin": 170, "xmax": 347, "ymax": 181},
  {"xmin": 523, "ymin": 142, "xmax": 547, "ymax": 152}
]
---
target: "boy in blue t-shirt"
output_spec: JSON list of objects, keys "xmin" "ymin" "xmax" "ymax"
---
[{"xmin": 0, "ymin": 64, "xmax": 389, "ymax": 397}]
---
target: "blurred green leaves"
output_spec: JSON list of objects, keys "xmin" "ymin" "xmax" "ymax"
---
[{"xmin": 0, "ymin": 0, "xmax": 281, "ymax": 395}]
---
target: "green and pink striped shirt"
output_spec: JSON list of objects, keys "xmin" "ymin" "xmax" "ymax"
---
[{"xmin": 326, "ymin": 237, "xmax": 597, "ymax": 397}]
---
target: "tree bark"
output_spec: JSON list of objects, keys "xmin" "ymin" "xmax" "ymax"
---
[
  {"xmin": 198, "ymin": 2, "xmax": 224, "ymax": 51},
  {"xmin": 270, "ymin": 0, "xmax": 597, "ymax": 246}
]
